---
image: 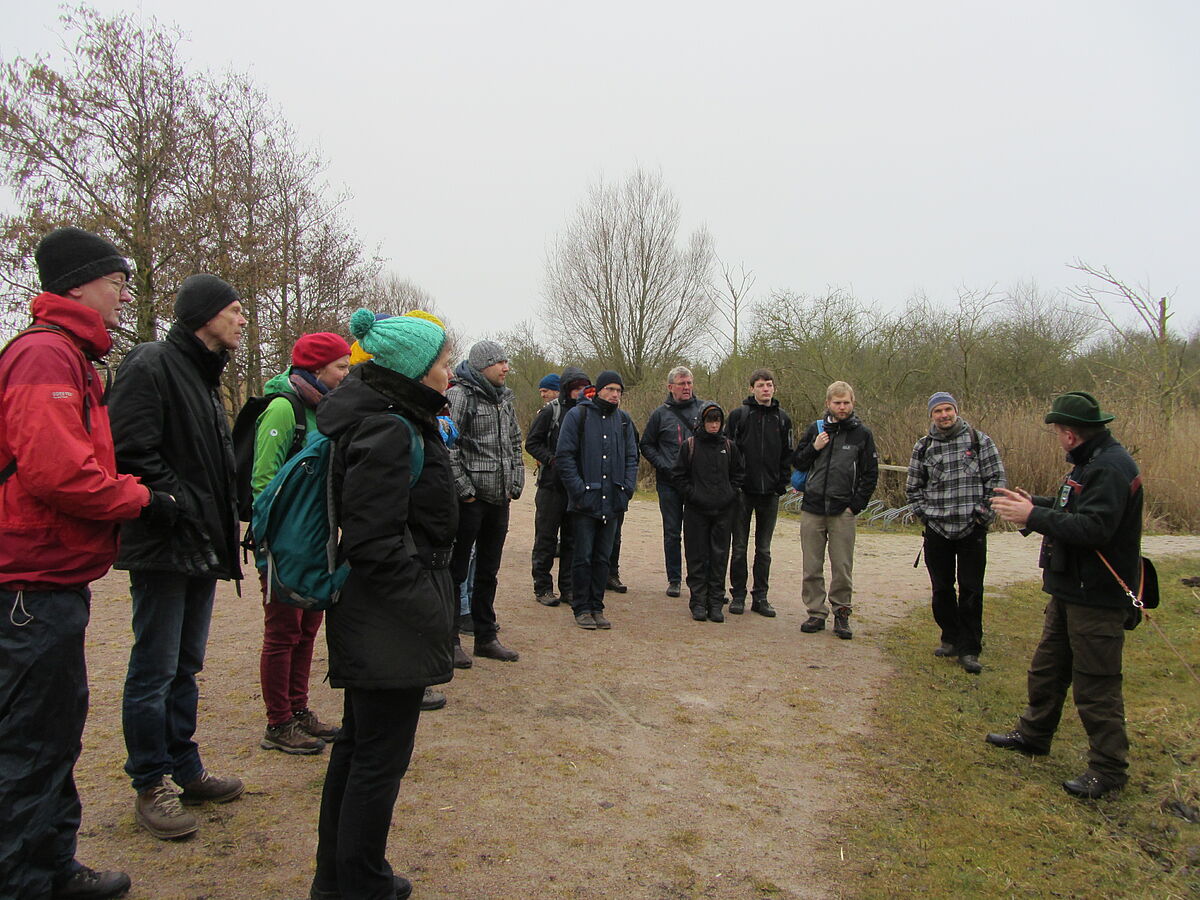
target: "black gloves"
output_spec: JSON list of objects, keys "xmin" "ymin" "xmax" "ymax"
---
[{"xmin": 140, "ymin": 491, "xmax": 180, "ymax": 526}]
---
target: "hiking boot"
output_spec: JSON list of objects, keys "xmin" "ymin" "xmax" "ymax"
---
[
  {"xmin": 559, "ymin": 591, "xmax": 573, "ymax": 606},
  {"xmin": 294, "ymin": 708, "xmax": 340, "ymax": 741},
  {"xmin": 535, "ymin": 591, "xmax": 560, "ymax": 607},
  {"xmin": 575, "ymin": 612, "xmax": 597, "ymax": 630},
  {"xmin": 452, "ymin": 642, "xmax": 473, "ymax": 668},
  {"xmin": 53, "ymin": 865, "xmax": 131, "ymax": 899},
  {"xmin": 605, "ymin": 574, "xmax": 628, "ymax": 594},
  {"xmin": 728, "ymin": 596, "xmax": 745, "ymax": 615},
  {"xmin": 421, "ymin": 687, "xmax": 447, "ymax": 711},
  {"xmin": 474, "ymin": 638, "xmax": 519, "ymax": 662},
  {"xmin": 1063, "ymin": 772, "xmax": 1121, "ymax": 799},
  {"xmin": 708, "ymin": 603, "xmax": 725, "ymax": 623},
  {"xmin": 666, "ymin": 581, "xmax": 681, "ymax": 598},
  {"xmin": 833, "ymin": 612, "xmax": 853, "ymax": 639},
  {"xmin": 751, "ymin": 598, "xmax": 777, "ymax": 618},
  {"xmin": 178, "ymin": 771, "xmax": 244, "ymax": 806},
  {"xmin": 135, "ymin": 778, "xmax": 198, "ymax": 840},
  {"xmin": 690, "ymin": 605, "xmax": 707, "ymax": 622},
  {"xmin": 261, "ymin": 718, "xmax": 325, "ymax": 755},
  {"xmin": 800, "ymin": 616, "xmax": 826, "ymax": 633},
  {"xmin": 934, "ymin": 642, "xmax": 957, "ymax": 657},
  {"xmin": 985, "ymin": 729, "xmax": 1049, "ymax": 756},
  {"xmin": 592, "ymin": 610, "xmax": 612, "ymax": 629},
  {"xmin": 959, "ymin": 654, "xmax": 983, "ymax": 674},
  {"xmin": 310, "ymin": 873, "xmax": 413, "ymax": 900}
]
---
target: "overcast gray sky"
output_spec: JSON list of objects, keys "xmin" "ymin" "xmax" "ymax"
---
[{"xmin": 5, "ymin": 1, "xmax": 1198, "ymax": 343}]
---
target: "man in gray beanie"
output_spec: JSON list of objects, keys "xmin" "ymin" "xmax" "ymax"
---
[
  {"xmin": 905, "ymin": 392, "xmax": 1005, "ymax": 674},
  {"xmin": 447, "ymin": 340, "xmax": 524, "ymax": 661},
  {"xmin": 108, "ymin": 274, "xmax": 248, "ymax": 841}
]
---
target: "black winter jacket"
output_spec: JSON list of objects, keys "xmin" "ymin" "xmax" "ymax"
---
[
  {"xmin": 525, "ymin": 364, "xmax": 589, "ymax": 490},
  {"xmin": 110, "ymin": 323, "xmax": 240, "ymax": 579},
  {"xmin": 725, "ymin": 396, "xmax": 793, "ymax": 495},
  {"xmin": 792, "ymin": 412, "xmax": 879, "ymax": 516},
  {"xmin": 1026, "ymin": 431, "xmax": 1144, "ymax": 610},
  {"xmin": 556, "ymin": 395, "xmax": 639, "ymax": 523},
  {"xmin": 669, "ymin": 403, "xmax": 745, "ymax": 515},
  {"xmin": 641, "ymin": 394, "xmax": 706, "ymax": 477},
  {"xmin": 317, "ymin": 363, "xmax": 458, "ymax": 689}
]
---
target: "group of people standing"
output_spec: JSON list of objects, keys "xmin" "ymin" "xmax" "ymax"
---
[{"xmin": 0, "ymin": 225, "xmax": 1148, "ymax": 900}]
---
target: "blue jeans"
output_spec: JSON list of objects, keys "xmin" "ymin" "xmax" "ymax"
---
[
  {"xmin": 655, "ymin": 481, "xmax": 684, "ymax": 583},
  {"xmin": 570, "ymin": 515, "xmax": 617, "ymax": 613},
  {"xmin": 0, "ymin": 587, "xmax": 89, "ymax": 899},
  {"xmin": 122, "ymin": 572, "xmax": 216, "ymax": 792}
]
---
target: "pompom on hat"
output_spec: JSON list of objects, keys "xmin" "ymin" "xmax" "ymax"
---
[
  {"xmin": 348, "ymin": 307, "xmax": 445, "ymax": 380},
  {"xmin": 1044, "ymin": 391, "xmax": 1115, "ymax": 426},
  {"xmin": 292, "ymin": 332, "xmax": 352, "ymax": 371}
]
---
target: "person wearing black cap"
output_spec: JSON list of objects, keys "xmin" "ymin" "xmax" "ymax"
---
[
  {"xmin": 108, "ymin": 274, "xmax": 248, "ymax": 840},
  {"xmin": 0, "ymin": 227, "xmax": 158, "ymax": 899},
  {"xmin": 556, "ymin": 370, "xmax": 639, "ymax": 629},
  {"xmin": 525, "ymin": 366, "xmax": 590, "ymax": 606},
  {"xmin": 987, "ymin": 391, "xmax": 1143, "ymax": 799}
]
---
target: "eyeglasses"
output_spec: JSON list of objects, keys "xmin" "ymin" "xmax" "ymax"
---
[{"xmin": 101, "ymin": 276, "xmax": 133, "ymax": 296}]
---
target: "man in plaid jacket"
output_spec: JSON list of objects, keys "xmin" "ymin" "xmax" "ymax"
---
[
  {"xmin": 447, "ymin": 341, "xmax": 525, "ymax": 662},
  {"xmin": 906, "ymin": 392, "xmax": 1006, "ymax": 674}
]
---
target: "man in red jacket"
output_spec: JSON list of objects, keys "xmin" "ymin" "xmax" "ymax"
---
[{"xmin": 0, "ymin": 227, "xmax": 171, "ymax": 900}]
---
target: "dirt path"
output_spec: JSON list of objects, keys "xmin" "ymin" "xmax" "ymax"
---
[{"xmin": 73, "ymin": 494, "xmax": 1200, "ymax": 899}]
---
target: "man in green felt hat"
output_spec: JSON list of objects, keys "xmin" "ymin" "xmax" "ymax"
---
[{"xmin": 985, "ymin": 391, "xmax": 1144, "ymax": 799}]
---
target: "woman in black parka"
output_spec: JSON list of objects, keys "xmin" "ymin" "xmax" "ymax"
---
[{"xmin": 309, "ymin": 308, "xmax": 456, "ymax": 900}]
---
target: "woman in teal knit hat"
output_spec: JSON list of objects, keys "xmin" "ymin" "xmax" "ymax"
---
[{"xmin": 308, "ymin": 308, "xmax": 454, "ymax": 900}]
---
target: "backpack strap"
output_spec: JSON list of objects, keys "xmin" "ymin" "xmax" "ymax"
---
[
  {"xmin": 283, "ymin": 392, "xmax": 308, "ymax": 457},
  {"xmin": 0, "ymin": 324, "xmax": 88, "ymax": 488}
]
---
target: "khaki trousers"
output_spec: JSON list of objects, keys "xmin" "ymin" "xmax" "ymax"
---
[{"xmin": 800, "ymin": 509, "xmax": 857, "ymax": 618}]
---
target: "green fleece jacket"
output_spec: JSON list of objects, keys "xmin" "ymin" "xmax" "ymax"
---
[{"xmin": 250, "ymin": 372, "xmax": 318, "ymax": 498}]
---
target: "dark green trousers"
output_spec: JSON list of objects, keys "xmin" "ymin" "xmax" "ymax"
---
[{"xmin": 1018, "ymin": 596, "xmax": 1129, "ymax": 784}]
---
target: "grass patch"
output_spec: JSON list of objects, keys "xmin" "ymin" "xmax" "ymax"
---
[{"xmin": 836, "ymin": 555, "xmax": 1200, "ymax": 899}]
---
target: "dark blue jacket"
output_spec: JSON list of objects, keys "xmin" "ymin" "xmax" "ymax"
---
[{"xmin": 556, "ymin": 396, "xmax": 639, "ymax": 523}]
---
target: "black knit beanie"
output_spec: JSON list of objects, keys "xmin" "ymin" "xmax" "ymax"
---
[
  {"xmin": 174, "ymin": 275, "xmax": 241, "ymax": 331},
  {"xmin": 35, "ymin": 227, "xmax": 132, "ymax": 295},
  {"xmin": 595, "ymin": 370, "xmax": 624, "ymax": 391}
]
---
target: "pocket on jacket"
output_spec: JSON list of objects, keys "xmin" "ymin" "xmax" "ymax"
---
[{"xmin": 578, "ymin": 483, "xmax": 604, "ymax": 516}]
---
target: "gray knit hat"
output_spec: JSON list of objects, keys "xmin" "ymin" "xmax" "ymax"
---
[
  {"xmin": 468, "ymin": 340, "xmax": 508, "ymax": 371},
  {"xmin": 928, "ymin": 392, "xmax": 957, "ymax": 413}
]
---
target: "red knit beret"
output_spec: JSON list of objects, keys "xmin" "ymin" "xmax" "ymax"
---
[{"xmin": 291, "ymin": 332, "xmax": 352, "ymax": 371}]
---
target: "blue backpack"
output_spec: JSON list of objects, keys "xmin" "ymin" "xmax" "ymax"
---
[
  {"xmin": 790, "ymin": 419, "xmax": 826, "ymax": 492},
  {"xmin": 252, "ymin": 415, "xmax": 424, "ymax": 610}
]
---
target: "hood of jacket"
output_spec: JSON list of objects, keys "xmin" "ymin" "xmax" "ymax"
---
[
  {"xmin": 263, "ymin": 370, "xmax": 294, "ymax": 395},
  {"xmin": 318, "ymin": 362, "xmax": 446, "ymax": 440},
  {"xmin": 822, "ymin": 410, "xmax": 862, "ymax": 434},
  {"xmin": 165, "ymin": 321, "xmax": 229, "ymax": 386},
  {"xmin": 453, "ymin": 358, "xmax": 510, "ymax": 405},
  {"xmin": 559, "ymin": 364, "xmax": 590, "ymax": 409},
  {"xmin": 29, "ymin": 293, "xmax": 114, "ymax": 359},
  {"xmin": 693, "ymin": 401, "xmax": 726, "ymax": 444}
]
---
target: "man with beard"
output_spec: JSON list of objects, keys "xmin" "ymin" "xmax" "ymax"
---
[
  {"xmin": 793, "ymin": 381, "xmax": 879, "ymax": 640},
  {"xmin": 447, "ymin": 341, "xmax": 524, "ymax": 661}
]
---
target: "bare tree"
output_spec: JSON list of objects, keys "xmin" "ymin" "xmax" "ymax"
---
[
  {"xmin": 708, "ymin": 258, "xmax": 754, "ymax": 360},
  {"xmin": 0, "ymin": 5, "xmax": 201, "ymax": 342},
  {"xmin": 1069, "ymin": 260, "xmax": 1198, "ymax": 421},
  {"xmin": 543, "ymin": 168, "xmax": 714, "ymax": 387}
]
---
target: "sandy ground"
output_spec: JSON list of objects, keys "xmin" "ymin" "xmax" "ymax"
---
[{"xmin": 71, "ymin": 491, "xmax": 1200, "ymax": 900}]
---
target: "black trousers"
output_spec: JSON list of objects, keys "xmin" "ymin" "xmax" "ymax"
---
[
  {"xmin": 571, "ymin": 515, "xmax": 618, "ymax": 613},
  {"xmin": 313, "ymin": 685, "xmax": 423, "ymax": 900},
  {"xmin": 530, "ymin": 484, "xmax": 573, "ymax": 596},
  {"xmin": 451, "ymin": 498, "xmax": 510, "ymax": 643},
  {"xmin": 1017, "ymin": 597, "xmax": 1128, "ymax": 784},
  {"xmin": 0, "ymin": 588, "xmax": 90, "ymax": 900},
  {"xmin": 729, "ymin": 492, "xmax": 779, "ymax": 601},
  {"xmin": 923, "ymin": 525, "xmax": 987, "ymax": 656},
  {"xmin": 609, "ymin": 510, "xmax": 624, "ymax": 576},
  {"xmin": 683, "ymin": 506, "xmax": 733, "ymax": 608}
]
